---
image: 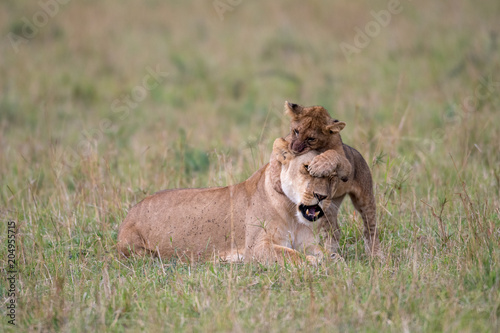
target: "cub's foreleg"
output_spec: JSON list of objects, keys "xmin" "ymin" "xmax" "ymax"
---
[
  {"xmin": 321, "ymin": 196, "xmax": 345, "ymax": 255},
  {"xmin": 349, "ymin": 183, "xmax": 382, "ymax": 257}
]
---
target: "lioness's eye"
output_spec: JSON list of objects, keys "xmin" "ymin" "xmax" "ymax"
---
[{"xmin": 293, "ymin": 129, "xmax": 299, "ymax": 136}]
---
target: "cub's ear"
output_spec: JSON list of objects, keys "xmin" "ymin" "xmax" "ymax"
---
[
  {"xmin": 325, "ymin": 120, "xmax": 346, "ymax": 134},
  {"xmin": 273, "ymin": 138, "xmax": 293, "ymax": 164},
  {"xmin": 284, "ymin": 101, "xmax": 304, "ymax": 120}
]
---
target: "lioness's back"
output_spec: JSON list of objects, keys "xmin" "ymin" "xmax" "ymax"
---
[{"xmin": 118, "ymin": 184, "xmax": 248, "ymax": 258}]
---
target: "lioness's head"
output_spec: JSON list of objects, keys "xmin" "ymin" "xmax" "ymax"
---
[
  {"xmin": 273, "ymin": 138, "xmax": 337, "ymax": 225},
  {"xmin": 284, "ymin": 101, "xmax": 345, "ymax": 154}
]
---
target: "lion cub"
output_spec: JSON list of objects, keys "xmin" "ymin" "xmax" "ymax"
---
[{"xmin": 270, "ymin": 101, "xmax": 382, "ymax": 257}]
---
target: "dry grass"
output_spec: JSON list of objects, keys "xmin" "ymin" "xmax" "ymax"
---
[{"xmin": 1, "ymin": 0, "xmax": 499, "ymax": 331}]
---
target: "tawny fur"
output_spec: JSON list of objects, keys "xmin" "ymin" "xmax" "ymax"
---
[
  {"xmin": 117, "ymin": 139, "xmax": 341, "ymax": 265},
  {"xmin": 269, "ymin": 101, "xmax": 382, "ymax": 257}
]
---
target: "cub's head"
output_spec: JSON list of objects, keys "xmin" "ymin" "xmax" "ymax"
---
[
  {"xmin": 273, "ymin": 138, "xmax": 337, "ymax": 225},
  {"xmin": 284, "ymin": 101, "xmax": 345, "ymax": 154}
]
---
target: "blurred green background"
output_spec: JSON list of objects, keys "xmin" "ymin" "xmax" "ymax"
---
[{"xmin": 1, "ymin": 0, "xmax": 499, "ymax": 190}]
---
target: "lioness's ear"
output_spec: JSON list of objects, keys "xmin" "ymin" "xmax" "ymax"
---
[
  {"xmin": 273, "ymin": 138, "xmax": 292, "ymax": 164},
  {"xmin": 284, "ymin": 101, "xmax": 304, "ymax": 120},
  {"xmin": 326, "ymin": 120, "xmax": 346, "ymax": 134}
]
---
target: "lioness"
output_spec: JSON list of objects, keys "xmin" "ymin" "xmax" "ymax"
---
[
  {"xmin": 270, "ymin": 101, "xmax": 382, "ymax": 257},
  {"xmin": 117, "ymin": 138, "xmax": 344, "ymax": 264}
]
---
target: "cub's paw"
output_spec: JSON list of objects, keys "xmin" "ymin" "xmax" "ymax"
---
[
  {"xmin": 308, "ymin": 153, "xmax": 336, "ymax": 178},
  {"xmin": 365, "ymin": 242, "xmax": 385, "ymax": 260},
  {"xmin": 306, "ymin": 255, "xmax": 321, "ymax": 266},
  {"xmin": 308, "ymin": 150, "xmax": 352, "ymax": 182},
  {"xmin": 329, "ymin": 252, "xmax": 345, "ymax": 263},
  {"xmin": 336, "ymin": 160, "xmax": 352, "ymax": 182}
]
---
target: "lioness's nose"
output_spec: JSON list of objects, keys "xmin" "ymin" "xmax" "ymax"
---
[{"xmin": 314, "ymin": 193, "xmax": 327, "ymax": 202}]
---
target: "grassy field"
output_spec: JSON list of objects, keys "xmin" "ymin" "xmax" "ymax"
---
[{"xmin": 1, "ymin": 0, "xmax": 499, "ymax": 331}]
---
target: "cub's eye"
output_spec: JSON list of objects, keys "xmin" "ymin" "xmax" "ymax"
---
[
  {"xmin": 306, "ymin": 137, "xmax": 317, "ymax": 143},
  {"xmin": 293, "ymin": 129, "xmax": 299, "ymax": 136},
  {"xmin": 303, "ymin": 164, "xmax": 309, "ymax": 172}
]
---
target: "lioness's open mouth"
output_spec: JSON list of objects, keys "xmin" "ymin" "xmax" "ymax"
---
[{"xmin": 298, "ymin": 204, "xmax": 324, "ymax": 222}]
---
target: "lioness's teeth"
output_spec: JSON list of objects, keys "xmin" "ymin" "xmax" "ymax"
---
[
  {"xmin": 314, "ymin": 211, "xmax": 320, "ymax": 217},
  {"xmin": 306, "ymin": 209, "xmax": 310, "ymax": 215}
]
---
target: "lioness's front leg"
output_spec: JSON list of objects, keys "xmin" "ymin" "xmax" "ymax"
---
[
  {"xmin": 272, "ymin": 245, "xmax": 320, "ymax": 265},
  {"xmin": 251, "ymin": 240, "xmax": 318, "ymax": 265},
  {"xmin": 308, "ymin": 149, "xmax": 352, "ymax": 181}
]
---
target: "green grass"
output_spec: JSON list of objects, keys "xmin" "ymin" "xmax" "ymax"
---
[{"xmin": 1, "ymin": 0, "xmax": 499, "ymax": 331}]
